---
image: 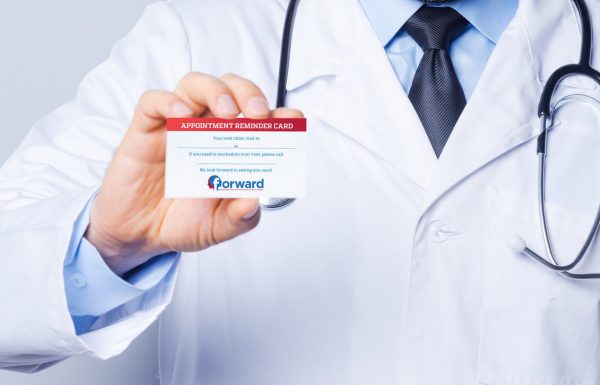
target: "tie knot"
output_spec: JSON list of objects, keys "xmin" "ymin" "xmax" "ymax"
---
[{"xmin": 404, "ymin": 6, "xmax": 469, "ymax": 51}]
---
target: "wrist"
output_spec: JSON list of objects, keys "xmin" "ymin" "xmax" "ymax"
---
[{"xmin": 84, "ymin": 223, "xmax": 168, "ymax": 276}]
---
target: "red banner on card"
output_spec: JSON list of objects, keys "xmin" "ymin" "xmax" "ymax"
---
[{"xmin": 167, "ymin": 118, "xmax": 306, "ymax": 132}]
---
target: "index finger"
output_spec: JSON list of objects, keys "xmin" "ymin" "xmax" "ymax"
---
[{"xmin": 174, "ymin": 72, "xmax": 240, "ymax": 118}]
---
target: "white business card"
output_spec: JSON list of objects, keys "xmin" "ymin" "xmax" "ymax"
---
[{"xmin": 165, "ymin": 118, "xmax": 306, "ymax": 198}]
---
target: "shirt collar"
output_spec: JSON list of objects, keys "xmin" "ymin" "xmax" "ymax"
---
[{"xmin": 358, "ymin": 0, "xmax": 519, "ymax": 47}]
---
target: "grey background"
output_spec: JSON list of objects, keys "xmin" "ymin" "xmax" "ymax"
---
[{"xmin": 0, "ymin": 1, "xmax": 161, "ymax": 384}]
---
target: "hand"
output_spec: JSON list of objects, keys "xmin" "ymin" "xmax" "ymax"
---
[{"xmin": 85, "ymin": 73, "xmax": 303, "ymax": 276}]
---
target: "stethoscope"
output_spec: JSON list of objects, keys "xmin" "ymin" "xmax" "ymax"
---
[
  {"xmin": 263, "ymin": 0, "xmax": 600, "ymax": 281},
  {"xmin": 258, "ymin": 0, "xmax": 302, "ymax": 210},
  {"xmin": 508, "ymin": 0, "xmax": 600, "ymax": 280}
]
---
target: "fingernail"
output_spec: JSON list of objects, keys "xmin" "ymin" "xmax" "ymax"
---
[
  {"xmin": 172, "ymin": 101, "xmax": 193, "ymax": 117},
  {"xmin": 242, "ymin": 205, "xmax": 260, "ymax": 222},
  {"xmin": 217, "ymin": 94, "xmax": 239, "ymax": 116},
  {"xmin": 247, "ymin": 97, "xmax": 269, "ymax": 116}
]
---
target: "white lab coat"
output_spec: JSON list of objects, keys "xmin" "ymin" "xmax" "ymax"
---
[{"xmin": 1, "ymin": 0, "xmax": 600, "ymax": 383}]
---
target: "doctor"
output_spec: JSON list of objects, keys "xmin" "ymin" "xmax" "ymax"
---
[{"xmin": 1, "ymin": 0, "xmax": 600, "ymax": 384}]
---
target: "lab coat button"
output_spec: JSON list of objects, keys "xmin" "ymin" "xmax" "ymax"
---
[
  {"xmin": 71, "ymin": 272, "xmax": 87, "ymax": 288},
  {"xmin": 427, "ymin": 220, "xmax": 449, "ymax": 243}
]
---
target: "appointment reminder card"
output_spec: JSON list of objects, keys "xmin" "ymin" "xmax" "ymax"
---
[{"xmin": 165, "ymin": 118, "xmax": 306, "ymax": 198}]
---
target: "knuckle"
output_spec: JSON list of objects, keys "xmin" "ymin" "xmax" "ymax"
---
[
  {"xmin": 275, "ymin": 107, "xmax": 304, "ymax": 117},
  {"xmin": 221, "ymin": 73, "xmax": 259, "ymax": 92},
  {"xmin": 139, "ymin": 90, "xmax": 157, "ymax": 103},
  {"xmin": 179, "ymin": 72, "xmax": 208, "ymax": 89},
  {"xmin": 138, "ymin": 90, "xmax": 173, "ymax": 112},
  {"xmin": 220, "ymin": 72, "xmax": 239, "ymax": 82},
  {"xmin": 139, "ymin": 89, "xmax": 171, "ymax": 104},
  {"xmin": 185, "ymin": 72, "xmax": 226, "ymax": 92},
  {"xmin": 181, "ymin": 71, "xmax": 202, "ymax": 83},
  {"xmin": 288, "ymin": 108, "xmax": 304, "ymax": 117}
]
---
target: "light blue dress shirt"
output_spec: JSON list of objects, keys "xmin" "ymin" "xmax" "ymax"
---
[
  {"xmin": 359, "ymin": 0, "xmax": 518, "ymax": 99},
  {"xmin": 63, "ymin": 0, "xmax": 518, "ymax": 334},
  {"xmin": 63, "ymin": 196, "xmax": 180, "ymax": 334}
]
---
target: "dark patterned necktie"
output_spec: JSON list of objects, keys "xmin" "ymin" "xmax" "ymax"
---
[{"xmin": 405, "ymin": 6, "xmax": 470, "ymax": 157}]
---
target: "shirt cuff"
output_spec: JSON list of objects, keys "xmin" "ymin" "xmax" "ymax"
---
[{"xmin": 64, "ymin": 195, "xmax": 180, "ymax": 317}]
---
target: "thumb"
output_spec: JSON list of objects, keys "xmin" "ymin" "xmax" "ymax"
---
[{"xmin": 212, "ymin": 198, "xmax": 261, "ymax": 244}]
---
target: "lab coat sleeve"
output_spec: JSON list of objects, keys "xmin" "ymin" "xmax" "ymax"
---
[
  {"xmin": 64, "ymin": 196, "xmax": 179, "ymax": 321},
  {"xmin": 0, "ymin": 1, "xmax": 191, "ymax": 372}
]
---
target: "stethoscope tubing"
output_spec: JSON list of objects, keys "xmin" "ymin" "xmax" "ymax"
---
[
  {"xmin": 259, "ymin": 0, "xmax": 302, "ymax": 211},
  {"xmin": 523, "ymin": 0, "xmax": 600, "ymax": 279},
  {"xmin": 538, "ymin": 0, "xmax": 600, "ymax": 118},
  {"xmin": 524, "ymin": 121, "xmax": 600, "ymax": 279}
]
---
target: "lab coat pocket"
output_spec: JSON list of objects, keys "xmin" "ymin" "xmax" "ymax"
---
[{"xmin": 478, "ymin": 187, "xmax": 600, "ymax": 385}]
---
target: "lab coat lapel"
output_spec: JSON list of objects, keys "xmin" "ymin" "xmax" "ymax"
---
[
  {"xmin": 421, "ymin": 0, "xmax": 581, "ymax": 210},
  {"xmin": 285, "ymin": 0, "xmax": 437, "ymax": 189}
]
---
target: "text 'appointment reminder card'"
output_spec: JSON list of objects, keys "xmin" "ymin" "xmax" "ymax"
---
[{"xmin": 166, "ymin": 118, "xmax": 306, "ymax": 198}]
